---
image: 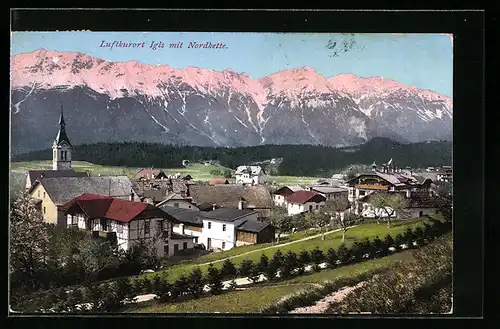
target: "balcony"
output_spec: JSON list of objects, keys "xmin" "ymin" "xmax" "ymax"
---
[{"xmin": 356, "ymin": 184, "xmax": 389, "ymax": 190}]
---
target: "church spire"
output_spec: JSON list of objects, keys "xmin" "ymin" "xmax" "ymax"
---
[{"xmin": 55, "ymin": 105, "xmax": 72, "ymax": 147}]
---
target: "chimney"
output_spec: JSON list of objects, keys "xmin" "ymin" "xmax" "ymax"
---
[
  {"xmin": 238, "ymin": 199, "xmax": 245, "ymax": 210},
  {"xmin": 129, "ymin": 190, "xmax": 134, "ymax": 201},
  {"xmin": 212, "ymin": 204, "xmax": 217, "ymax": 211},
  {"xmin": 180, "ymin": 223, "xmax": 185, "ymax": 235}
]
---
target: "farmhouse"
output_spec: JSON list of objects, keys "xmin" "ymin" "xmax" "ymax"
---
[
  {"xmin": 29, "ymin": 176, "xmax": 138, "ymax": 226},
  {"xmin": 160, "ymin": 206, "xmax": 203, "ymax": 245},
  {"xmin": 284, "ymin": 190, "xmax": 327, "ymax": 216},
  {"xmin": 271, "ymin": 185, "xmax": 304, "ymax": 207},
  {"xmin": 59, "ymin": 193, "xmax": 194, "ymax": 257},
  {"xmin": 136, "ymin": 168, "xmax": 168, "ymax": 180},
  {"xmin": 306, "ymin": 186, "xmax": 349, "ymax": 202},
  {"xmin": 235, "ymin": 166, "xmax": 267, "ymax": 185},
  {"xmin": 187, "ymin": 184, "xmax": 273, "ymax": 218},
  {"xmin": 198, "ymin": 207, "xmax": 274, "ymax": 251},
  {"xmin": 25, "ymin": 106, "xmax": 89, "ymax": 189}
]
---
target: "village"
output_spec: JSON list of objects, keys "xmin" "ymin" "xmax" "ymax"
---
[{"xmin": 23, "ymin": 108, "xmax": 452, "ymax": 266}]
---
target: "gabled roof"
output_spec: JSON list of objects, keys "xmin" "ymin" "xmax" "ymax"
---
[
  {"xmin": 155, "ymin": 193, "xmax": 191, "ymax": 207},
  {"xmin": 209, "ymin": 178, "xmax": 230, "ymax": 185},
  {"xmin": 310, "ymin": 186, "xmax": 348, "ymax": 194},
  {"xmin": 272, "ymin": 185, "xmax": 304, "ymax": 195},
  {"xmin": 159, "ymin": 206, "xmax": 202, "ymax": 226},
  {"xmin": 346, "ymin": 171, "xmax": 428, "ymax": 187},
  {"xmin": 142, "ymin": 188, "xmax": 168, "ymax": 202},
  {"xmin": 30, "ymin": 176, "xmax": 136, "ymax": 206},
  {"xmin": 235, "ymin": 166, "xmax": 265, "ymax": 175},
  {"xmin": 59, "ymin": 193, "xmax": 171, "ymax": 223},
  {"xmin": 27, "ymin": 169, "xmax": 89, "ymax": 185},
  {"xmin": 198, "ymin": 208, "xmax": 257, "ymax": 222},
  {"xmin": 188, "ymin": 185, "xmax": 272, "ymax": 209},
  {"xmin": 285, "ymin": 190, "xmax": 326, "ymax": 204},
  {"xmin": 236, "ymin": 218, "xmax": 272, "ymax": 233}
]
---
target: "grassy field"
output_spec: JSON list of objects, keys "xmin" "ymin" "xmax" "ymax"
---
[
  {"xmin": 140, "ymin": 217, "xmax": 431, "ymax": 283},
  {"xmin": 128, "ymin": 249, "xmax": 415, "ymax": 313}
]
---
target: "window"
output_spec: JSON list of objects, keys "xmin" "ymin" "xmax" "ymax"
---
[
  {"xmin": 222, "ymin": 242, "xmax": 226, "ymax": 249},
  {"xmin": 194, "ymin": 237, "xmax": 199, "ymax": 243},
  {"xmin": 222, "ymin": 224, "xmax": 226, "ymax": 231},
  {"xmin": 309, "ymin": 205, "xmax": 313, "ymax": 211},
  {"xmin": 144, "ymin": 220, "xmax": 150, "ymax": 235},
  {"xmin": 315, "ymin": 204, "xmax": 319, "ymax": 210},
  {"xmin": 101, "ymin": 218, "xmax": 108, "ymax": 231},
  {"xmin": 117, "ymin": 223, "xmax": 123, "ymax": 233},
  {"xmin": 38, "ymin": 191, "xmax": 40, "ymax": 198},
  {"xmin": 164, "ymin": 245, "xmax": 169, "ymax": 255},
  {"xmin": 173, "ymin": 202, "xmax": 179, "ymax": 208},
  {"xmin": 208, "ymin": 222, "xmax": 211, "ymax": 229},
  {"xmin": 183, "ymin": 242, "xmax": 188, "ymax": 250},
  {"xmin": 43, "ymin": 192, "xmax": 46, "ymax": 199},
  {"xmin": 359, "ymin": 190, "xmax": 366, "ymax": 196},
  {"xmin": 174, "ymin": 244, "xmax": 179, "ymax": 253},
  {"xmin": 72, "ymin": 215, "xmax": 78, "ymax": 225},
  {"xmin": 43, "ymin": 206, "xmax": 46, "ymax": 214}
]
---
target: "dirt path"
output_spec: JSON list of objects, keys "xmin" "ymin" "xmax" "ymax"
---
[
  {"xmin": 197, "ymin": 225, "xmax": 359, "ymax": 267},
  {"xmin": 289, "ymin": 282, "xmax": 365, "ymax": 314}
]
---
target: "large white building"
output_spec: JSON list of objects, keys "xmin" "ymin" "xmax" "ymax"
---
[
  {"xmin": 59, "ymin": 193, "xmax": 194, "ymax": 257},
  {"xmin": 235, "ymin": 166, "xmax": 267, "ymax": 185}
]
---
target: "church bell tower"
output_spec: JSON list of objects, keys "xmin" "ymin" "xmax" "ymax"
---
[{"xmin": 52, "ymin": 106, "xmax": 72, "ymax": 170}]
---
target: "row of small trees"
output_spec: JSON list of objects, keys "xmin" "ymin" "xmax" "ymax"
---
[{"xmin": 16, "ymin": 218, "xmax": 451, "ymax": 313}]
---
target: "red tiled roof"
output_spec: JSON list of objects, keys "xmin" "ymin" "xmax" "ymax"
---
[
  {"xmin": 59, "ymin": 193, "xmax": 161, "ymax": 223},
  {"xmin": 209, "ymin": 178, "xmax": 229, "ymax": 185},
  {"xmin": 285, "ymin": 190, "xmax": 325, "ymax": 204}
]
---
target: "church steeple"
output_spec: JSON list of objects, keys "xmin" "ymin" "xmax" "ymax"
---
[
  {"xmin": 54, "ymin": 106, "xmax": 72, "ymax": 147},
  {"xmin": 53, "ymin": 106, "xmax": 72, "ymax": 170}
]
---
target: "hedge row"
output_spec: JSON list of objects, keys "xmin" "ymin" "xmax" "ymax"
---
[{"xmin": 15, "ymin": 219, "xmax": 451, "ymax": 313}]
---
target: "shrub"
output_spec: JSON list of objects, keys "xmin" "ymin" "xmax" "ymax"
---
[
  {"xmin": 310, "ymin": 247, "xmax": 324, "ymax": 271},
  {"xmin": 281, "ymin": 251, "xmax": 298, "ymax": 278},
  {"xmin": 228, "ymin": 279, "xmax": 238, "ymax": 291},
  {"xmin": 298, "ymin": 250, "xmax": 311, "ymax": 266},
  {"xmin": 248, "ymin": 264, "xmax": 262, "ymax": 284},
  {"xmin": 326, "ymin": 248, "xmax": 338, "ymax": 268},
  {"xmin": 187, "ymin": 268, "xmax": 205, "ymax": 298},
  {"xmin": 371, "ymin": 236, "xmax": 386, "ymax": 257},
  {"xmin": 258, "ymin": 254, "xmax": 269, "ymax": 272},
  {"xmin": 141, "ymin": 277, "xmax": 152, "ymax": 294},
  {"xmin": 238, "ymin": 259, "xmax": 254, "ymax": 277},
  {"xmin": 264, "ymin": 259, "xmax": 280, "ymax": 281},
  {"xmin": 171, "ymin": 275, "xmax": 189, "ymax": 301},
  {"xmin": 403, "ymin": 228, "xmax": 416, "ymax": 248},
  {"xmin": 206, "ymin": 264, "xmax": 223, "ymax": 295},
  {"xmin": 271, "ymin": 250, "xmax": 284, "ymax": 268},
  {"xmin": 384, "ymin": 234, "xmax": 396, "ymax": 249},
  {"xmin": 83, "ymin": 283, "xmax": 102, "ymax": 311},
  {"xmin": 337, "ymin": 243, "xmax": 350, "ymax": 264},
  {"xmin": 220, "ymin": 259, "xmax": 237, "ymax": 279},
  {"xmin": 98, "ymin": 282, "xmax": 122, "ymax": 312},
  {"xmin": 151, "ymin": 275, "xmax": 163, "ymax": 292},
  {"xmin": 395, "ymin": 234, "xmax": 405, "ymax": 249},
  {"xmin": 115, "ymin": 277, "xmax": 135, "ymax": 304}
]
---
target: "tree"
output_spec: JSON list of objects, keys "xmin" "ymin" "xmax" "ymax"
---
[
  {"xmin": 258, "ymin": 254, "xmax": 269, "ymax": 272},
  {"xmin": 223, "ymin": 169, "xmax": 232, "ymax": 179},
  {"xmin": 281, "ymin": 251, "xmax": 298, "ymax": 278},
  {"xmin": 371, "ymin": 236, "xmax": 386, "ymax": 257},
  {"xmin": 290, "ymin": 213, "xmax": 311, "ymax": 231},
  {"xmin": 75, "ymin": 237, "xmax": 119, "ymax": 282},
  {"xmin": 265, "ymin": 250, "xmax": 284, "ymax": 281},
  {"xmin": 238, "ymin": 259, "xmax": 254, "ymax": 277},
  {"xmin": 297, "ymin": 250, "xmax": 311, "ymax": 274},
  {"xmin": 187, "ymin": 268, "xmax": 205, "ymax": 298},
  {"xmin": 305, "ymin": 211, "xmax": 331, "ymax": 240},
  {"xmin": 403, "ymin": 228, "xmax": 416, "ymax": 248},
  {"xmin": 248, "ymin": 264, "xmax": 261, "ymax": 284},
  {"xmin": 9, "ymin": 192, "xmax": 51, "ymax": 296},
  {"xmin": 384, "ymin": 234, "xmax": 396, "ymax": 250},
  {"xmin": 434, "ymin": 181, "xmax": 452, "ymax": 222},
  {"xmin": 206, "ymin": 264, "xmax": 223, "ymax": 295},
  {"xmin": 337, "ymin": 243, "xmax": 350, "ymax": 264},
  {"xmin": 267, "ymin": 205, "xmax": 292, "ymax": 243},
  {"xmin": 370, "ymin": 193, "xmax": 409, "ymax": 227},
  {"xmin": 334, "ymin": 212, "xmax": 360, "ymax": 243},
  {"xmin": 326, "ymin": 248, "xmax": 338, "ymax": 268},
  {"xmin": 310, "ymin": 247, "xmax": 325, "ymax": 271},
  {"xmin": 220, "ymin": 259, "xmax": 237, "ymax": 279},
  {"xmin": 171, "ymin": 275, "xmax": 189, "ymax": 300}
]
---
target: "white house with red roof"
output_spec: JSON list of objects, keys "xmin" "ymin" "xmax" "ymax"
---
[
  {"xmin": 284, "ymin": 190, "xmax": 327, "ymax": 216},
  {"xmin": 59, "ymin": 193, "xmax": 194, "ymax": 257},
  {"xmin": 271, "ymin": 185, "xmax": 305, "ymax": 207}
]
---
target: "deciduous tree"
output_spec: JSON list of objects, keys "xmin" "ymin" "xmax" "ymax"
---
[{"xmin": 370, "ymin": 193, "xmax": 409, "ymax": 227}]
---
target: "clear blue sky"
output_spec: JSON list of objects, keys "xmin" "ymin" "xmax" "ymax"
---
[{"xmin": 11, "ymin": 32, "xmax": 453, "ymax": 96}]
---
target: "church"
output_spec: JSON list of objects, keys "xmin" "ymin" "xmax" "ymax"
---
[{"xmin": 27, "ymin": 106, "xmax": 137, "ymax": 226}]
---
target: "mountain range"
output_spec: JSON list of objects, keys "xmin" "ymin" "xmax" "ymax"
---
[{"xmin": 10, "ymin": 49, "xmax": 453, "ymax": 154}]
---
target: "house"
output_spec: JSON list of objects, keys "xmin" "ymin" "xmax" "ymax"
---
[
  {"xmin": 28, "ymin": 175, "xmax": 138, "ymax": 226},
  {"xmin": 436, "ymin": 167, "xmax": 452, "ymax": 183},
  {"xmin": 136, "ymin": 168, "xmax": 168, "ymax": 181},
  {"xmin": 235, "ymin": 166, "xmax": 267, "ymax": 185},
  {"xmin": 357, "ymin": 191, "xmax": 445, "ymax": 219},
  {"xmin": 198, "ymin": 207, "xmax": 274, "ymax": 251},
  {"xmin": 159, "ymin": 206, "xmax": 203, "ymax": 245},
  {"xmin": 345, "ymin": 163, "xmax": 433, "ymax": 205},
  {"xmin": 59, "ymin": 193, "xmax": 195, "ymax": 257},
  {"xmin": 155, "ymin": 193, "xmax": 199, "ymax": 210},
  {"xmin": 306, "ymin": 186, "xmax": 349, "ymax": 202},
  {"xmin": 25, "ymin": 106, "xmax": 89, "ymax": 189},
  {"xmin": 209, "ymin": 178, "xmax": 230, "ymax": 185},
  {"xmin": 284, "ymin": 190, "xmax": 327, "ymax": 216},
  {"xmin": 140, "ymin": 188, "xmax": 168, "ymax": 205},
  {"xmin": 271, "ymin": 185, "xmax": 304, "ymax": 206},
  {"xmin": 133, "ymin": 178, "xmax": 194, "ymax": 199},
  {"xmin": 187, "ymin": 184, "xmax": 273, "ymax": 218}
]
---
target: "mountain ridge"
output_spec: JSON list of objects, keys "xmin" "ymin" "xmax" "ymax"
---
[{"xmin": 10, "ymin": 49, "xmax": 453, "ymax": 154}]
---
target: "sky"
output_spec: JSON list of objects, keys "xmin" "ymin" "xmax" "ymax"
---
[{"xmin": 11, "ymin": 32, "xmax": 453, "ymax": 96}]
